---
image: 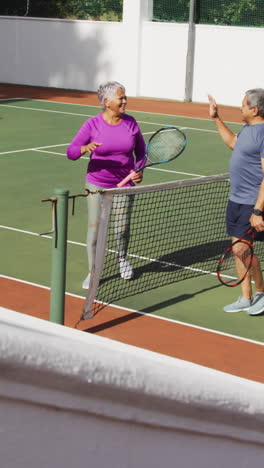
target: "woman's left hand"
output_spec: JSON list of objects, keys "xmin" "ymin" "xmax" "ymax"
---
[{"xmin": 131, "ymin": 170, "xmax": 143, "ymax": 184}]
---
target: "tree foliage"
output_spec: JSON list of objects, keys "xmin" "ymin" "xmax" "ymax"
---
[
  {"xmin": 0, "ymin": 0, "xmax": 123, "ymax": 21},
  {"xmin": 153, "ymin": 0, "xmax": 264, "ymax": 27},
  {"xmin": 199, "ymin": 0, "xmax": 264, "ymax": 26}
]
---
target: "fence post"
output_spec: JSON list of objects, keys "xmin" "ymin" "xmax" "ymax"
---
[
  {"xmin": 50, "ymin": 188, "xmax": 69, "ymax": 325},
  {"xmin": 185, "ymin": 0, "xmax": 196, "ymax": 102}
]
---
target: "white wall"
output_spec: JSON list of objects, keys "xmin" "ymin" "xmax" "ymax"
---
[
  {"xmin": 0, "ymin": 17, "xmax": 129, "ymax": 93},
  {"xmin": 0, "ymin": 1, "xmax": 264, "ymax": 106},
  {"xmin": 1, "ymin": 306, "xmax": 264, "ymax": 468},
  {"xmin": 193, "ymin": 24, "xmax": 264, "ymax": 106},
  {"xmin": 139, "ymin": 22, "xmax": 188, "ymax": 101}
]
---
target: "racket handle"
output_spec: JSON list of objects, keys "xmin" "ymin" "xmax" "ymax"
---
[{"xmin": 117, "ymin": 170, "xmax": 136, "ymax": 188}]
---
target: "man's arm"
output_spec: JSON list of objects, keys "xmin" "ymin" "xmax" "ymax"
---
[
  {"xmin": 250, "ymin": 159, "xmax": 264, "ymax": 231},
  {"xmin": 208, "ymin": 95, "xmax": 237, "ymax": 150}
]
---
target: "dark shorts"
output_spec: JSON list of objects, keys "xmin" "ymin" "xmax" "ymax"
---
[{"xmin": 226, "ymin": 199, "xmax": 264, "ymax": 241}]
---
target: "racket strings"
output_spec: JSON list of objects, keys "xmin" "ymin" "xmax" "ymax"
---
[{"xmin": 147, "ymin": 128, "xmax": 186, "ymax": 163}]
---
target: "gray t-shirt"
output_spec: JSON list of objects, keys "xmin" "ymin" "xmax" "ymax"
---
[{"xmin": 229, "ymin": 123, "xmax": 264, "ymax": 204}]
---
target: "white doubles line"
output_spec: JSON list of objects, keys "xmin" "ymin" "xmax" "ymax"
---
[
  {"xmin": 0, "ymin": 132, "xmax": 204, "ymax": 178},
  {"xmin": 0, "ymin": 224, "xmax": 256, "ymax": 291},
  {"xmin": 0, "ymin": 224, "xmax": 214, "ymax": 277},
  {"xmin": 0, "ymin": 97, "xmax": 243, "ymax": 125},
  {"xmin": 0, "ymin": 225, "xmax": 84, "ymax": 246},
  {"xmin": 0, "ymin": 143, "xmax": 68, "ymax": 156},
  {"xmin": 0, "ymin": 102, "xmax": 220, "ymax": 133},
  {"xmin": 0, "ymin": 100, "xmax": 214, "ymax": 179},
  {"xmin": 32, "ymin": 147, "xmax": 203, "ymax": 177}
]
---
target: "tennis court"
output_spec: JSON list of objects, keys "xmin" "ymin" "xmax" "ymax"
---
[{"xmin": 1, "ymin": 84, "xmax": 264, "ymax": 348}]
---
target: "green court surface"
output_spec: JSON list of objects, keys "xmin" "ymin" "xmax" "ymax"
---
[{"xmin": 1, "ymin": 97, "xmax": 263, "ymax": 342}]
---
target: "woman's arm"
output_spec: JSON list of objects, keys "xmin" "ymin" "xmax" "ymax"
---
[
  {"xmin": 134, "ymin": 122, "xmax": 146, "ymax": 168},
  {"xmin": 132, "ymin": 122, "xmax": 146, "ymax": 184},
  {"xmin": 67, "ymin": 120, "xmax": 102, "ymax": 160}
]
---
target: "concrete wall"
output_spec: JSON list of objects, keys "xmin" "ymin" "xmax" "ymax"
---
[
  {"xmin": 0, "ymin": 0, "xmax": 263, "ymax": 105},
  {"xmin": 1, "ymin": 306, "xmax": 264, "ymax": 468}
]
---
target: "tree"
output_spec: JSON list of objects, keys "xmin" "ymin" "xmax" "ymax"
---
[
  {"xmin": 152, "ymin": 0, "xmax": 264, "ymax": 27},
  {"xmin": 1, "ymin": 0, "xmax": 263, "ymax": 26},
  {"xmin": 199, "ymin": 0, "xmax": 259, "ymax": 26},
  {"xmin": 0, "ymin": 0, "xmax": 123, "ymax": 21}
]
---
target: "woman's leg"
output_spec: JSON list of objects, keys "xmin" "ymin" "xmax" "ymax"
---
[
  {"xmin": 112, "ymin": 194, "xmax": 134, "ymax": 279},
  {"xmin": 84, "ymin": 187, "xmax": 134, "ymax": 285},
  {"xmin": 84, "ymin": 183, "xmax": 102, "ymax": 285},
  {"xmin": 112, "ymin": 194, "xmax": 132, "ymax": 260}
]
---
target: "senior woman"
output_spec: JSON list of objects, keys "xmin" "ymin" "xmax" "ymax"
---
[{"xmin": 67, "ymin": 81, "xmax": 146, "ymax": 289}]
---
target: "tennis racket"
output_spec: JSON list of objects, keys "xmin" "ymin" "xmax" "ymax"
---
[
  {"xmin": 217, "ymin": 229, "xmax": 254, "ymax": 287},
  {"xmin": 117, "ymin": 126, "xmax": 187, "ymax": 188}
]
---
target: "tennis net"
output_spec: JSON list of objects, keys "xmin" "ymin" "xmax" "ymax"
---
[{"xmin": 83, "ymin": 174, "xmax": 264, "ymax": 318}]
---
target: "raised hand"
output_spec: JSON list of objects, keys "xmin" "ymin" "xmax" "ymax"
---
[{"xmin": 208, "ymin": 95, "xmax": 218, "ymax": 119}]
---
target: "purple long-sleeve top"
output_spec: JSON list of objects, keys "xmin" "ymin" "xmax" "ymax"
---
[{"xmin": 67, "ymin": 113, "xmax": 146, "ymax": 188}]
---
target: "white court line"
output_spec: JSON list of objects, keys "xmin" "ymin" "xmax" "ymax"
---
[
  {"xmin": 17, "ymin": 98, "xmax": 242, "ymax": 126},
  {"xmin": 0, "ymin": 224, "xmax": 213, "ymax": 275},
  {"xmin": 30, "ymin": 149, "xmax": 204, "ymax": 177},
  {"xmin": 34, "ymin": 149, "xmax": 203, "ymax": 177},
  {"xmin": 148, "ymin": 167, "xmax": 203, "ymax": 177},
  {"xmin": 0, "ymin": 102, "xmax": 221, "ymax": 133},
  {"xmin": 0, "ymin": 100, "xmax": 215, "ymax": 178},
  {"xmin": 32, "ymin": 149, "xmax": 66, "ymax": 156},
  {"xmin": 0, "ymin": 144, "xmax": 204, "ymax": 177},
  {"xmin": 1, "ymin": 273, "xmax": 263, "ymax": 346},
  {"xmin": 0, "ymin": 143, "xmax": 68, "ymax": 156},
  {"xmin": 0, "ymin": 103, "xmax": 92, "ymax": 118},
  {"xmin": 0, "ymin": 224, "xmax": 235, "ymax": 287},
  {"xmin": 180, "ymin": 126, "xmax": 218, "ymax": 134},
  {"xmin": 0, "ymin": 225, "xmax": 85, "ymax": 247},
  {"xmin": 1, "ymin": 131, "xmax": 204, "ymax": 178}
]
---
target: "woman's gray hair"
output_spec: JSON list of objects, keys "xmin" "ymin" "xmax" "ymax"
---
[
  {"xmin": 97, "ymin": 81, "xmax": 125, "ymax": 110},
  {"xmin": 246, "ymin": 88, "xmax": 264, "ymax": 117}
]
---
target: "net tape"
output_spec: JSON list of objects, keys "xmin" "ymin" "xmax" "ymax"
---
[{"xmin": 85, "ymin": 174, "xmax": 264, "ymax": 316}]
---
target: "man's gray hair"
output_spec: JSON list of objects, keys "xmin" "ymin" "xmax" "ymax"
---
[
  {"xmin": 97, "ymin": 81, "xmax": 125, "ymax": 110},
  {"xmin": 246, "ymin": 88, "xmax": 264, "ymax": 117}
]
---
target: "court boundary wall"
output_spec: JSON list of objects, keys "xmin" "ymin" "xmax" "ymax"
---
[
  {"xmin": 0, "ymin": 0, "xmax": 264, "ymax": 106},
  {"xmin": 1, "ymin": 306, "xmax": 264, "ymax": 467}
]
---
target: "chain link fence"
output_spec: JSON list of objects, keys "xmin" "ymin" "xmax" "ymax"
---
[
  {"xmin": 0, "ymin": 0, "xmax": 264, "ymax": 27},
  {"xmin": 152, "ymin": 0, "xmax": 264, "ymax": 27}
]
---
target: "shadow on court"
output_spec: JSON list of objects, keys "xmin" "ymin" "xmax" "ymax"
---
[
  {"xmin": 95, "ymin": 239, "xmax": 230, "ymax": 305},
  {"xmin": 0, "ymin": 98, "xmax": 32, "ymax": 104},
  {"xmin": 84, "ymin": 282, "xmax": 223, "ymax": 334}
]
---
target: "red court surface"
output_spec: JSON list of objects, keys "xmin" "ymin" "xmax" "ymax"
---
[
  {"xmin": 1, "ymin": 276, "xmax": 264, "ymax": 384},
  {"xmin": 1, "ymin": 84, "xmax": 264, "ymax": 385}
]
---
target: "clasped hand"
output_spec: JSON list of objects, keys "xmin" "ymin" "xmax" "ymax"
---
[
  {"xmin": 250, "ymin": 213, "xmax": 264, "ymax": 232},
  {"xmin": 131, "ymin": 170, "xmax": 143, "ymax": 184}
]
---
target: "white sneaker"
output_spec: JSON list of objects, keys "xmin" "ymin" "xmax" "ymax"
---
[
  {"xmin": 223, "ymin": 296, "xmax": 251, "ymax": 313},
  {"xmin": 82, "ymin": 273, "xmax": 91, "ymax": 289},
  {"xmin": 119, "ymin": 257, "xmax": 134, "ymax": 280},
  {"xmin": 247, "ymin": 293, "xmax": 264, "ymax": 316}
]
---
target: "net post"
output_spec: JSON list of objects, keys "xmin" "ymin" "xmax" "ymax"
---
[{"xmin": 50, "ymin": 188, "xmax": 69, "ymax": 325}]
